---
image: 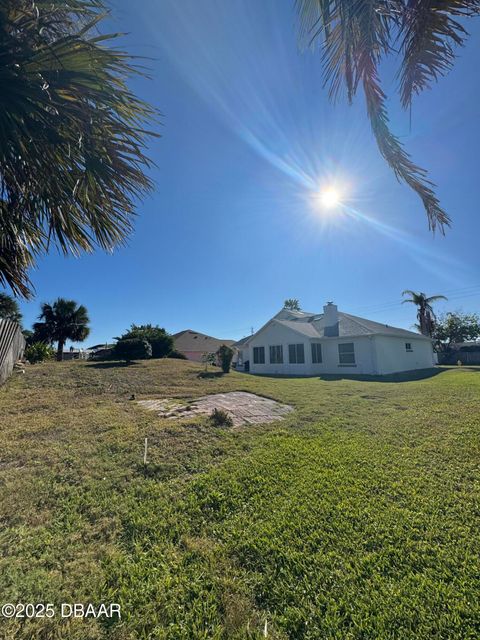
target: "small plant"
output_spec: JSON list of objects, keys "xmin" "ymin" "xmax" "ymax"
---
[
  {"xmin": 217, "ymin": 344, "xmax": 234, "ymax": 373},
  {"xmin": 202, "ymin": 351, "xmax": 216, "ymax": 371},
  {"xmin": 25, "ymin": 342, "xmax": 55, "ymax": 364},
  {"xmin": 209, "ymin": 408, "xmax": 234, "ymax": 428},
  {"xmin": 113, "ymin": 338, "xmax": 152, "ymax": 363}
]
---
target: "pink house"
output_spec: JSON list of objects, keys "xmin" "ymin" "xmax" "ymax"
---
[{"xmin": 173, "ymin": 330, "xmax": 235, "ymax": 363}]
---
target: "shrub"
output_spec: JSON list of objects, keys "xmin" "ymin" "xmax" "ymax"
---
[
  {"xmin": 114, "ymin": 338, "xmax": 152, "ymax": 363},
  {"xmin": 116, "ymin": 324, "xmax": 174, "ymax": 358},
  {"xmin": 209, "ymin": 408, "xmax": 234, "ymax": 428},
  {"xmin": 217, "ymin": 344, "xmax": 234, "ymax": 373},
  {"xmin": 25, "ymin": 342, "xmax": 55, "ymax": 364},
  {"xmin": 169, "ymin": 350, "xmax": 187, "ymax": 360},
  {"xmin": 88, "ymin": 348, "xmax": 114, "ymax": 361}
]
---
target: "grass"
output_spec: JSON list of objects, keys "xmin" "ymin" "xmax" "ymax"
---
[{"xmin": 0, "ymin": 359, "xmax": 479, "ymax": 639}]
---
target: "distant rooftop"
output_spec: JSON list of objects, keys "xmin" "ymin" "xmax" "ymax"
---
[{"xmin": 173, "ymin": 330, "xmax": 235, "ymax": 352}]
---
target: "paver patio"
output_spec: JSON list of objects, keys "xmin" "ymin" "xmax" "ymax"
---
[{"xmin": 137, "ymin": 391, "xmax": 293, "ymax": 426}]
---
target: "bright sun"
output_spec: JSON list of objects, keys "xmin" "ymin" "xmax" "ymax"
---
[{"xmin": 320, "ymin": 187, "xmax": 342, "ymax": 208}]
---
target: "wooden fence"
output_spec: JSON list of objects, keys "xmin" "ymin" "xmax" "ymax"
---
[
  {"xmin": 437, "ymin": 350, "xmax": 480, "ymax": 366},
  {"xmin": 0, "ymin": 319, "xmax": 26, "ymax": 385}
]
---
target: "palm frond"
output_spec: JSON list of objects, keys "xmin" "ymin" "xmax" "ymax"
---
[
  {"xmin": 399, "ymin": 1, "xmax": 480, "ymax": 109},
  {"xmin": 361, "ymin": 56, "xmax": 450, "ymax": 230},
  {"xmin": 425, "ymin": 294, "xmax": 448, "ymax": 303},
  {"xmin": 0, "ymin": 0, "xmax": 159, "ymax": 296}
]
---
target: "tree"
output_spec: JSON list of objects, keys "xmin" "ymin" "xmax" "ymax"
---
[
  {"xmin": 114, "ymin": 338, "xmax": 152, "ymax": 364},
  {"xmin": 284, "ymin": 298, "xmax": 301, "ymax": 311},
  {"xmin": 116, "ymin": 325, "xmax": 173, "ymax": 358},
  {"xmin": 0, "ymin": 1, "xmax": 157, "ymax": 297},
  {"xmin": 22, "ymin": 329, "xmax": 34, "ymax": 345},
  {"xmin": 0, "ymin": 292, "xmax": 22, "ymax": 323},
  {"xmin": 402, "ymin": 290, "xmax": 447, "ymax": 337},
  {"xmin": 433, "ymin": 312, "xmax": 480, "ymax": 349},
  {"xmin": 296, "ymin": 2, "xmax": 480, "ymax": 231},
  {"xmin": 217, "ymin": 344, "xmax": 234, "ymax": 373},
  {"xmin": 33, "ymin": 298, "xmax": 90, "ymax": 361}
]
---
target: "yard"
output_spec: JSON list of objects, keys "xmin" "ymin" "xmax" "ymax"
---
[{"xmin": 0, "ymin": 359, "xmax": 479, "ymax": 639}]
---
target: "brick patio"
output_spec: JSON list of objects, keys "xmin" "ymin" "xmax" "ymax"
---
[{"xmin": 137, "ymin": 391, "xmax": 293, "ymax": 426}]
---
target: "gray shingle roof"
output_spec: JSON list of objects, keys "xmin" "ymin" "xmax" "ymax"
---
[
  {"xmin": 248, "ymin": 309, "xmax": 430, "ymax": 342},
  {"xmin": 339, "ymin": 313, "xmax": 426, "ymax": 338},
  {"xmin": 275, "ymin": 319, "xmax": 322, "ymax": 338}
]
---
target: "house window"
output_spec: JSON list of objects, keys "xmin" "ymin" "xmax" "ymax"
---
[
  {"xmin": 338, "ymin": 342, "xmax": 355, "ymax": 365},
  {"xmin": 311, "ymin": 342, "xmax": 323, "ymax": 364},
  {"xmin": 269, "ymin": 345, "xmax": 283, "ymax": 364},
  {"xmin": 253, "ymin": 346, "xmax": 265, "ymax": 364},
  {"xmin": 288, "ymin": 343, "xmax": 305, "ymax": 364},
  {"xmin": 405, "ymin": 343, "xmax": 413, "ymax": 352}
]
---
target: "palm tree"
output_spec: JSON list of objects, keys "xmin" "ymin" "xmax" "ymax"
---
[
  {"xmin": 0, "ymin": 292, "xmax": 22, "ymax": 323},
  {"xmin": 296, "ymin": 1, "xmax": 480, "ymax": 231},
  {"xmin": 402, "ymin": 290, "xmax": 447, "ymax": 337},
  {"xmin": 0, "ymin": 1, "xmax": 158, "ymax": 297},
  {"xmin": 284, "ymin": 298, "xmax": 301, "ymax": 311},
  {"xmin": 33, "ymin": 298, "xmax": 90, "ymax": 361}
]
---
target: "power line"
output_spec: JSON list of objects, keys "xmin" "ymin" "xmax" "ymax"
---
[{"xmin": 351, "ymin": 284, "xmax": 480, "ymax": 315}]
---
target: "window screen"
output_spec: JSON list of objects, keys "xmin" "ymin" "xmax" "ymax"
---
[
  {"xmin": 311, "ymin": 343, "xmax": 322, "ymax": 363},
  {"xmin": 253, "ymin": 346, "xmax": 265, "ymax": 364},
  {"xmin": 288, "ymin": 343, "xmax": 305, "ymax": 364},
  {"xmin": 269, "ymin": 345, "xmax": 283, "ymax": 364},
  {"xmin": 338, "ymin": 342, "xmax": 355, "ymax": 364}
]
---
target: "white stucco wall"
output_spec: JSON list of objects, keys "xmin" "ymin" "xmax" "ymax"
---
[
  {"xmin": 372, "ymin": 335, "xmax": 436, "ymax": 374},
  {"xmin": 245, "ymin": 323, "xmax": 378, "ymax": 375},
  {"xmin": 242, "ymin": 323, "xmax": 436, "ymax": 376}
]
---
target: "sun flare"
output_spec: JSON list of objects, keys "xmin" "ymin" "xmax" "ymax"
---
[{"xmin": 320, "ymin": 187, "xmax": 342, "ymax": 208}]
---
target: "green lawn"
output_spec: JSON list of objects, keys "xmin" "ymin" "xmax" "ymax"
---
[{"xmin": 0, "ymin": 360, "xmax": 479, "ymax": 639}]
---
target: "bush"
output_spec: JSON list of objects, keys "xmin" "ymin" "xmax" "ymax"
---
[
  {"xmin": 25, "ymin": 342, "xmax": 55, "ymax": 364},
  {"xmin": 116, "ymin": 324, "xmax": 174, "ymax": 358},
  {"xmin": 209, "ymin": 408, "xmax": 234, "ymax": 428},
  {"xmin": 88, "ymin": 348, "xmax": 114, "ymax": 361},
  {"xmin": 217, "ymin": 344, "xmax": 234, "ymax": 373},
  {"xmin": 169, "ymin": 350, "xmax": 187, "ymax": 360},
  {"xmin": 114, "ymin": 338, "xmax": 152, "ymax": 363}
]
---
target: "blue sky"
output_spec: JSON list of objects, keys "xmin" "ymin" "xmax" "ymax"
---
[{"xmin": 18, "ymin": 0, "xmax": 480, "ymax": 345}]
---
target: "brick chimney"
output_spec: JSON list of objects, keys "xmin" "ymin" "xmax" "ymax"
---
[{"xmin": 323, "ymin": 302, "xmax": 339, "ymax": 337}]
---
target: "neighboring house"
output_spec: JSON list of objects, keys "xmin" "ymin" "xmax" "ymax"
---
[
  {"xmin": 0, "ymin": 319, "xmax": 26, "ymax": 385},
  {"xmin": 173, "ymin": 330, "xmax": 235, "ymax": 362},
  {"xmin": 236, "ymin": 302, "xmax": 436, "ymax": 376},
  {"xmin": 437, "ymin": 341, "xmax": 480, "ymax": 365},
  {"xmin": 62, "ymin": 348, "xmax": 90, "ymax": 361}
]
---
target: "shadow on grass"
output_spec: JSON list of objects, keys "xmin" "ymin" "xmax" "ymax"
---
[
  {"xmin": 197, "ymin": 371, "xmax": 225, "ymax": 379},
  {"xmin": 439, "ymin": 365, "xmax": 480, "ymax": 372},
  {"xmin": 250, "ymin": 368, "xmax": 457, "ymax": 383},
  {"xmin": 316, "ymin": 368, "xmax": 444, "ymax": 383},
  {"xmin": 87, "ymin": 360, "xmax": 139, "ymax": 369}
]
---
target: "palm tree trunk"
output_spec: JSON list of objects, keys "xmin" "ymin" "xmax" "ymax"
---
[
  {"xmin": 419, "ymin": 304, "xmax": 428, "ymax": 336},
  {"xmin": 57, "ymin": 340, "xmax": 65, "ymax": 361}
]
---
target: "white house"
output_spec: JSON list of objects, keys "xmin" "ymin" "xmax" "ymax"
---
[{"xmin": 235, "ymin": 303, "xmax": 436, "ymax": 376}]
